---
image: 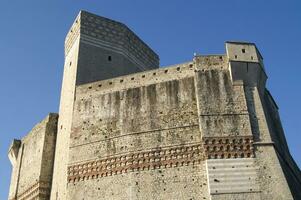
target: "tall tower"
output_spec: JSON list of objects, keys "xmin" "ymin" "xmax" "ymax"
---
[{"xmin": 50, "ymin": 11, "xmax": 159, "ymax": 199}]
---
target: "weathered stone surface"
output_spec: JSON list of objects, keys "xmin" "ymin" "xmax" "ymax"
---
[
  {"xmin": 8, "ymin": 12, "xmax": 300, "ymax": 200},
  {"xmin": 8, "ymin": 113, "xmax": 58, "ymax": 200}
]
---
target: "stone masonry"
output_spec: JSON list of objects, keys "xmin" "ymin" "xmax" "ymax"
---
[{"xmin": 8, "ymin": 10, "xmax": 301, "ymax": 200}]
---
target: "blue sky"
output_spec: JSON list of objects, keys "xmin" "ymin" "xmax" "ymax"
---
[{"xmin": 0, "ymin": 0, "xmax": 300, "ymax": 198}]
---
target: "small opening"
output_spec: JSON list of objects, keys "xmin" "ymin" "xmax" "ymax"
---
[
  {"xmin": 142, "ymin": 75, "xmax": 145, "ymax": 78},
  {"xmin": 120, "ymin": 79, "xmax": 123, "ymax": 83},
  {"xmin": 235, "ymin": 55, "xmax": 238, "ymax": 59},
  {"xmin": 108, "ymin": 56, "xmax": 112, "ymax": 61},
  {"xmin": 153, "ymin": 72, "xmax": 156, "ymax": 76},
  {"xmin": 69, "ymin": 61, "xmax": 72, "ymax": 66},
  {"xmin": 177, "ymin": 67, "xmax": 180, "ymax": 71},
  {"xmin": 98, "ymin": 84, "xmax": 102, "ymax": 87},
  {"xmin": 131, "ymin": 77, "xmax": 134, "ymax": 80},
  {"xmin": 109, "ymin": 82, "xmax": 112, "ymax": 85},
  {"xmin": 242, "ymin": 49, "xmax": 246, "ymax": 53},
  {"xmin": 88, "ymin": 86, "xmax": 92, "ymax": 89},
  {"xmin": 251, "ymin": 56, "xmax": 254, "ymax": 60},
  {"xmin": 164, "ymin": 69, "xmax": 168, "ymax": 73}
]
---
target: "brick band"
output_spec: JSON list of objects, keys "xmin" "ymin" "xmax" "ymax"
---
[
  {"xmin": 68, "ymin": 143, "xmax": 205, "ymax": 183},
  {"xmin": 10, "ymin": 181, "xmax": 50, "ymax": 200},
  {"xmin": 203, "ymin": 135, "xmax": 254, "ymax": 159}
]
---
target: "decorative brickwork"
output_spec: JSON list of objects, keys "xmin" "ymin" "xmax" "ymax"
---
[
  {"xmin": 67, "ymin": 136, "xmax": 255, "ymax": 183},
  {"xmin": 67, "ymin": 143, "xmax": 205, "ymax": 183},
  {"xmin": 8, "ymin": 11, "xmax": 300, "ymax": 200},
  {"xmin": 203, "ymin": 136, "xmax": 254, "ymax": 159},
  {"xmin": 10, "ymin": 181, "xmax": 50, "ymax": 200}
]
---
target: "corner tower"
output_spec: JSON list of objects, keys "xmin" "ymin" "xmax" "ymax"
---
[
  {"xmin": 50, "ymin": 11, "xmax": 159, "ymax": 199},
  {"xmin": 226, "ymin": 42, "xmax": 301, "ymax": 199}
]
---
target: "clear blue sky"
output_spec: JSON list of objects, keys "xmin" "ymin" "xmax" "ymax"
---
[{"xmin": 0, "ymin": 0, "xmax": 300, "ymax": 198}]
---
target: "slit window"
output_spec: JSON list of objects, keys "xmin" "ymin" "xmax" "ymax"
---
[{"xmin": 108, "ymin": 56, "xmax": 112, "ymax": 61}]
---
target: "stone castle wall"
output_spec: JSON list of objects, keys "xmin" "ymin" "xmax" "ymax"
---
[
  {"xmin": 8, "ymin": 11, "xmax": 301, "ymax": 200},
  {"xmin": 65, "ymin": 54, "xmax": 261, "ymax": 199},
  {"xmin": 67, "ymin": 61, "xmax": 210, "ymax": 199},
  {"xmin": 8, "ymin": 114, "xmax": 58, "ymax": 200}
]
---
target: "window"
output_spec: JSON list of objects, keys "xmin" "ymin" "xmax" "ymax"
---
[
  {"xmin": 242, "ymin": 49, "xmax": 246, "ymax": 53},
  {"xmin": 108, "ymin": 56, "xmax": 112, "ymax": 61}
]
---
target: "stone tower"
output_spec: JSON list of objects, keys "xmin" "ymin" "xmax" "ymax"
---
[
  {"xmin": 50, "ymin": 11, "xmax": 159, "ymax": 199},
  {"xmin": 8, "ymin": 11, "xmax": 301, "ymax": 200}
]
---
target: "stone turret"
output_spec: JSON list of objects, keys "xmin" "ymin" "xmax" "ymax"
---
[
  {"xmin": 8, "ymin": 139, "xmax": 21, "ymax": 166},
  {"xmin": 226, "ymin": 41, "xmax": 267, "ymax": 95}
]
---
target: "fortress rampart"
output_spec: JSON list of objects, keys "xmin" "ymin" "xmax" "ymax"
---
[{"xmin": 8, "ymin": 11, "xmax": 301, "ymax": 200}]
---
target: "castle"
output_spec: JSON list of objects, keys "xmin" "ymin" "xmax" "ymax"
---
[{"xmin": 8, "ymin": 11, "xmax": 301, "ymax": 200}]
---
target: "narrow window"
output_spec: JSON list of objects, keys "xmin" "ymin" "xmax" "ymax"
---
[
  {"xmin": 69, "ymin": 61, "xmax": 72, "ymax": 66},
  {"xmin": 235, "ymin": 55, "xmax": 238, "ymax": 59},
  {"xmin": 108, "ymin": 56, "xmax": 112, "ymax": 61},
  {"xmin": 242, "ymin": 49, "xmax": 246, "ymax": 53}
]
